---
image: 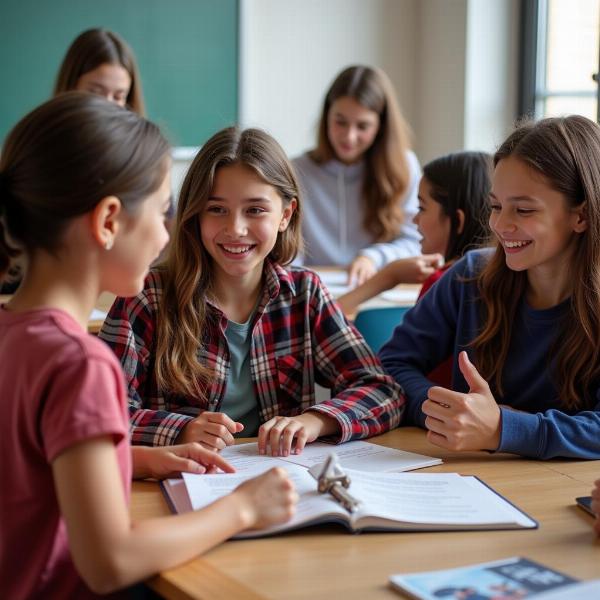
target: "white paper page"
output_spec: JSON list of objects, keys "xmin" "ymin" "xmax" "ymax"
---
[
  {"xmin": 279, "ymin": 440, "xmax": 441, "ymax": 472},
  {"xmin": 348, "ymin": 472, "xmax": 523, "ymax": 526},
  {"xmin": 220, "ymin": 443, "xmax": 289, "ymax": 472},
  {"xmin": 182, "ymin": 463, "xmax": 308, "ymax": 511},
  {"xmin": 313, "ymin": 269, "xmax": 351, "ymax": 298},
  {"xmin": 315, "ymin": 269, "xmax": 348, "ymax": 287},
  {"xmin": 462, "ymin": 476, "xmax": 536, "ymax": 527},
  {"xmin": 89, "ymin": 308, "xmax": 107, "ymax": 320},
  {"xmin": 380, "ymin": 288, "xmax": 420, "ymax": 303},
  {"xmin": 182, "ymin": 463, "xmax": 346, "ymax": 535},
  {"xmin": 313, "ymin": 268, "xmax": 420, "ymax": 305},
  {"xmin": 535, "ymin": 581, "xmax": 600, "ymax": 599}
]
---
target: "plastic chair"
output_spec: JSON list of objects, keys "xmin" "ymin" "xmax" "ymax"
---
[{"xmin": 353, "ymin": 306, "xmax": 411, "ymax": 353}]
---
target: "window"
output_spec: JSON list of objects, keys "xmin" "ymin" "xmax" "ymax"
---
[{"xmin": 520, "ymin": 0, "xmax": 600, "ymax": 121}]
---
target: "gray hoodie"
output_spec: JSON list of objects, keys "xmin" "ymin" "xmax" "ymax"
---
[{"xmin": 293, "ymin": 151, "xmax": 422, "ymax": 268}]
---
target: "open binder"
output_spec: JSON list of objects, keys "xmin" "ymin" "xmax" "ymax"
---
[{"xmin": 161, "ymin": 452, "xmax": 537, "ymax": 538}]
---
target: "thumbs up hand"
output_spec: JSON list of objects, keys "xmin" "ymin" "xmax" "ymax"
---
[{"xmin": 421, "ymin": 351, "xmax": 502, "ymax": 452}]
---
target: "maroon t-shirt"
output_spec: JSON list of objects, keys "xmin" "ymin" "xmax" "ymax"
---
[{"xmin": 0, "ymin": 307, "xmax": 132, "ymax": 599}]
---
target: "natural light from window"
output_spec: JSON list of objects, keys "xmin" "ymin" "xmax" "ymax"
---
[{"xmin": 537, "ymin": 0, "xmax": 599, "ymax": 120}]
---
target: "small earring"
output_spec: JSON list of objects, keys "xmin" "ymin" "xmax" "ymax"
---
[{"xmin": 105, "ymin": 239, "xmax": 113, "ymax": 250}]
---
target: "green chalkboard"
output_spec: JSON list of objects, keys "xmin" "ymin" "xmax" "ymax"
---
[{"xmin": 0, "ymin": 0, "xmax": 238, "ymax": 147}]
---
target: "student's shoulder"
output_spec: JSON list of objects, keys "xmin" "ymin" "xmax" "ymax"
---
[
  {"xmin": 35, "ymin": 310, "xmax": 123, "ymax": 375},
  {"xmin": 272, "ymin": 263, "xmax": 327, "ymax": 297},
  {"xmin": 292, "ymin": 151, "xmax": 313, "ymax": 169},
  {"xmin": 292, "ymin": 151, "xmax": 323, "ymax": 179},
  {"xmin": 449, "ymin": 248, "xmax": 494, "ymax": 278},
  {"xmin": 139, "ymin": 268, "xmax": 164, "ymax": 300},
  {"xmin": 282, "ymin": 266, "xmax": 338, "ymax": 308}
]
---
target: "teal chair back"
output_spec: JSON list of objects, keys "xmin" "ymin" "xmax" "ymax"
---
[{"xmin": 353, "ymin": 306, "xmax": 410, "ymax": 353}]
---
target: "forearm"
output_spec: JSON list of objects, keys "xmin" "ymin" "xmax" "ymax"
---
[
  {"xmin": 392, "ymin": 371, "xmax": 430, "ymax": 427},
  {"xmin": 337, "ymin": 267, "xmax": 398, "ymax": 314},
  {"xmin": 312, "ymin": 373, "xmax": 405, "ymax": 442},
  {"xmin": 131, "ymin": 446, "xmax": 153, "ymax": 479},
  {"xmin": 113, "ymin": 493, "xmax": 249, "ymax": 587},
  {"xmin": 130, "ymin": 407, "xmax": 193, "ymax": 446},
  {"xmin": 498, "ymin": 407, "xmax": 600, "ymax": 459},
  {"xmin": 299, "ymin": 410, "xmax": 340, "ymax": 438},
  {"xmin": 56, "ymin": 438, "xmax": 252, "ymax": 594}
]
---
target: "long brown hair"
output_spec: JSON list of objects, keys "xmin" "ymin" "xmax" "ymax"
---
[
  {"xmin": 472, "ymin": 116, "xmax": 600, "ymax": 410},
  {"xmin": 155, "ymin": 127, "xmax": 302, "ymax": 399},
  {"xmin": 0, "ymin": 93, "xmax": 169, "ymax": 281},
  {"xmin": 311, "ymin": 65, "xmax": 412, "ymax": 242},
  {"xmin": 54, "ymin": 28, "xmax": 145, "ymax": 115}
]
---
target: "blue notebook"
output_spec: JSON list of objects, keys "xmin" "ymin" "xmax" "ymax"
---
[{"xmin": 390, "ymin": 557, "xmax": 579, "ymax": 599}]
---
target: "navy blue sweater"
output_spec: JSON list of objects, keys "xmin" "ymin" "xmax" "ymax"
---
[{"xmin": 379, "ymin": 249, "xmax": 600, "ymax": 459}]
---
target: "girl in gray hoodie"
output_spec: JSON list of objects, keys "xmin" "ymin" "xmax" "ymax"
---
[{"xmin": 293, "ymin": 65, "xmax": 421, "ymax": 286}]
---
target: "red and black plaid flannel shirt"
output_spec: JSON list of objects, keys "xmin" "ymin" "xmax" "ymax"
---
[{"xmin": 99, "ymin": 261, "xmax": 405, "ymax": 446}]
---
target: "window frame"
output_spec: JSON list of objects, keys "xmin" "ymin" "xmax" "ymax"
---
[{"xmin": 518, "ymin": 0, "xmax": 600, "ymax": 122}]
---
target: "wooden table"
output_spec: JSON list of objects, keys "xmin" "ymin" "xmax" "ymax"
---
[
  {"xmin": 88, "ymin": 291, "xmax": 115, "ymax": 334},
  {"xmin": 130, "ymin": 429, "xmax": 600, "ymax": 599}
]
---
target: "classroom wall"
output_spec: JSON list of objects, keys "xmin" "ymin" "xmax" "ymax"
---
[
  {"xmin": 238, "ymin": 0, "xmax": 519, "ymax": 165},
  {"xmin": 464, "ymin": 0, "xmax": 519, "ymax": 156},
  {"xmin": 2, "ymin": 1, "xmax": 517, "ymax": 196},
  {"xmin": 239, "ymin": 0, "xmax": 418, "ymax": 159},
  {"xmin": 414, "ymin": 0, "xmax": 468, "ymax": 164}
]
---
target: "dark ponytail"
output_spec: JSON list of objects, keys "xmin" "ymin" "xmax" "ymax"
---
[
  {"xmin": 422, "ymin": 151, "xmax": 492, "ymax": 262},
  {"xmin": 0, "ymin": 173, "xmax": 20, "ymax": 278},
  {"xmin": 0, "ymin": 92, "xmax": 169, "ymax": 282}
]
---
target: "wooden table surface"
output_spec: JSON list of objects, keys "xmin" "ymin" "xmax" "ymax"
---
[
  {"xmin": 87, "ymin": 291, "xmax": 115, "ymax": 334},
  {"xmin": 130, "ymin": 428, "xmax": 600, "ymax": 600}
]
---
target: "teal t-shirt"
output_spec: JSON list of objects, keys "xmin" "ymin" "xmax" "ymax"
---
[{"xmin": 221, "ymin": 316, "xmax": 261, "ymax": 436}]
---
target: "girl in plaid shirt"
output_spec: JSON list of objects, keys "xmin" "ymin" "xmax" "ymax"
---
[{"xmin": 100, "ymin": 127, "xmax": 404, "ymax": 457}]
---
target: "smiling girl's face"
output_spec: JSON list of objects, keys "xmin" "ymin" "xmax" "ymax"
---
[
  {"xmin": 326, "ymin": 96, "xmax": 380, "ymax": 164},
  {"xmin": 199, "ymin": 163, "xmax": 296, "ymax": 288},
  {"xmin": 489, "ymin": 155, "xmax": 586, "ymax": 277}
]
